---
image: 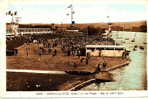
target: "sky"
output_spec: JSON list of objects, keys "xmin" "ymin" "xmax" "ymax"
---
[{"xmin": 6, "ymin": 0, "xmax": 147, "ymax": 24}]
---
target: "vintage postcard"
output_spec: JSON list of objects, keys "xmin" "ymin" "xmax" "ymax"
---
[{"xmin": 0, "ymin": 0, "xmax": 148, "ymax": 98}]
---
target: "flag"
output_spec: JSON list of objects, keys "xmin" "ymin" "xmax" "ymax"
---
[
  {"xmin": 11, "ymin": 13, "xmax": 13, "ymax": 16},
  {"xmin": 8, "ymin": 11, "xmax": 11, "ymax": 15},
  {"xmin": 72, "ymin": 11, "xmax": 75, "ymax": 14},
  {"xmin": 14, "ymin": 11, "xmax": 17, "ymax": 15},
  {"xmin": 66, "ymin": 13, "xmax": 69, "ymax": 16},
  {"xmin": 67, "ymin": 4, "xmax": 72, "ymax": 8}
]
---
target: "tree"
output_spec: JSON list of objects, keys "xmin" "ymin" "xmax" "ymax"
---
[
  {"xmin": 139, "ymin": 25, "xmax": 147, "ymax": 32},
  {"xmin": 80, "ymin": 25, "xmax": 105, "ymax": 35}
]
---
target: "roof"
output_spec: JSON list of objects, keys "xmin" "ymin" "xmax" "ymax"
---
[{"xmin": 85, "ymin": 45, "xmax": 125, "ymax": 48}]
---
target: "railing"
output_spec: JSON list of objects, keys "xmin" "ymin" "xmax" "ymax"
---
[
  {"xmin": 17, "ymin": 28, "xmax": 52, "ymax": 34},
  {"xmin": 69, "ymin": 79, "xmax": 96, "ymax": 91},
  {"xmin": 7, "ymin": 28, "xmax": 53, "ymax": 35}
]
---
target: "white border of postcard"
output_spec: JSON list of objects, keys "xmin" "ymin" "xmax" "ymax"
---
[{"xmin": 0, "ymin": 0, "xmax": 148, "ymax": 98}]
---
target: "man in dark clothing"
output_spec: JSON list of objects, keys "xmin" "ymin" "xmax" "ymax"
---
[
  {"xmin": 52, "ymin": 49, "xmax": 57, "ymax": 56},
  {"xmin": 85, "ymin": 57, "xmax": 88, "ymax": 65},
  {"xmin": 96, "ymin": 63, "xmax": 101, "ymax": 73}
]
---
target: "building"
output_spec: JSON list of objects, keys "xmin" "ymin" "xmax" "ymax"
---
[
  {"xmin": 86, "ymin": 45, "xmax": 125, "ymax": 57},
  {"xmin": 6, "ymin": 23, "xmax": 52, "ymax": 36},
  {"xmin": 17, "ymin": 28, "xmax": 52, "ymax": 35},
  {"xmin": 6, "ymin": 23, "xmax": 19, "ymax": 36}
]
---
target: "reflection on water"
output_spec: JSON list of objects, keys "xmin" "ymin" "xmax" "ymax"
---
[{"xmin": 81, "ymin": 31, "xmax": 147, "ymax": 90}]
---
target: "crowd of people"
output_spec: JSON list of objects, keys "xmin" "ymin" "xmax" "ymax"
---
[{"xmin": 6, "ymin": 32, "xmax": 118, "ymax": 66}]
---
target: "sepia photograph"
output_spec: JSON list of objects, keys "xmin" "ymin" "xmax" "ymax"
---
[{"xmin": 4, "ymin": 0, "xmax": 147, "ymax": 94}]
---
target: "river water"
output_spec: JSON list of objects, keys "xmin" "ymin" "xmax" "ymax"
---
[{"xmin": 81, "ymin": 31, "xmax": 147, "ymax": 90}]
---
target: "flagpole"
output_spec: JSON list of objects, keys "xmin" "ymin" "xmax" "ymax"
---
[
  {"xmin": 67, "ymin": 4, "xmax": 74, "ymax": 24},
  {"xmin": 71, "ymin": 6, "xmax": 73, "ymax": 24}
]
